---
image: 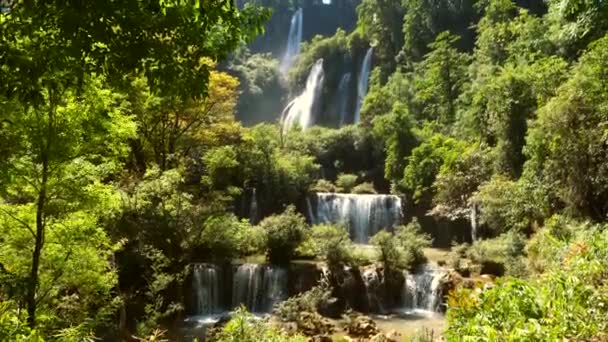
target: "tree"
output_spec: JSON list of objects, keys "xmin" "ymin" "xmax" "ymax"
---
[
  {"xmin": 356, "ymin": 0, "xmax": 405, "ymax": 77},
  {"xmin": 411, "ymin": 32, "xmax": 471, "ymax": 127},
  {"xmin": 524, "ymin": 35, "xmax": 608, "ymax": 220},
  {"xmin": 0, "ymin": 77, "xmax": 135, "ymax": 327},
  {"xmin": 129, "ymin": 63, "xmax": 243, "ymax": 171},
  {"xmin": 0, "ymin": 1, "xmax": 269, "ymax": 328},
  {"xmin": 257, "ymin": 206, "xmax": 307, "ymax": 264}
]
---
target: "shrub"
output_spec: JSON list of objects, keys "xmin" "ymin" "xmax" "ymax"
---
[
  {"xmin": 305, "ymin": 224, "xmax": 354, "ymax": 268},
  {"xmin": 273, "ymin": 286, "xmax": 332, "ymax": 322},
  {"xmin": 336, "ymin": 173, "xmax": 358, "ymax": 193},
  {"xmin": 370, "ymin": 219, "xmax": 431, "ymax": 271},
  {"xmin": 0, "ymin": 301, "xmax": 43, "ymax": 341},
  {"xmin": 352, "ymin": 182, "xmax": 377, "ymax": 194},
  {"xmin": 201, "ymin": 214, "xmax": 263, "ymax": 260},
  {"xmin": 211, "ymin": 307, "xmax": 306, "ymax": 342},
  {"xmin": 466, "ymin": 231, "xmax": 527, "ymax": 277},
  {"xmin": 258, "ymin": 206, "xmax": 307, "ymax": 264},
  {"xmin": 447, "ymin": 224, "xmax": 608, "ymax": 340},
  {"xmin": 310, "ymin": 179, "xmax": 337, "ymax": 193}
]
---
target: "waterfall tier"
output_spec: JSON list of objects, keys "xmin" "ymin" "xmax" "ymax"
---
[
  {"xmin": 192, "ymin": 264, "xmax": 223, "ymax": 316},
  {"xmin": 281, "ymin": 59, "xmax": 325, "ymax": 132},
  {"xmin": 280, "ymin": 8, "xmax": 303, "ymax": 75},
  {"xmin": 354, "ymin": 47, "xmax": 373, "ymax": 124},
  {"xmin": 336, "ymin": 72, "xmax": 352, "ymax": 126},
  {"xmin": 309, "ymin": 193, "xmax": 402, "ymax": 243},
  {"xmin": 402, "ymin": 267, "xmax": 442, "ymax": 313},
  {"xmin": 232, "ymin": 264, "xmax": 288, "ymax": 313}
]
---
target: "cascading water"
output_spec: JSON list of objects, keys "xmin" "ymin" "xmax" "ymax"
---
[
  {"xmin": 470, "ymin": 203, "xmax": 478, "ymax": 242},
  {"xmin": 232, "ymin": 264, "xmax": 288, "ymax": 313},
  {"xmin": 310, "ymin": 193, "xmax": 402, "ymax": 243},
  {"xmin": 249, "ymin": 188, "xmax": 258, "ymax": 224},
  {"xmin": 192, "ymin": 264, "xmax": 223, "ymax": 315},
  {"xmin": 280, "ymin": 8, "xmax": 303, "ymax": 75},
  {"xmin": 281, "ymin": 59, "xmax": 325, "ymax": 132},
  {"xmin": 354, "ymin": 48, "xmax": 373, "ymax": 124},
  {"xmin": 402, "ymin": 267, "xmax": 442, "ymax": 313},
  {"xmin": 336, "ymin": 72, "xmax": 352, "ymax": 126}
]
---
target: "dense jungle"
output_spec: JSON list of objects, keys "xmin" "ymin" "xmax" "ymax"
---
[{"xmin": 1, "ymin": 0, "xmax": 608, "ymax": 341}]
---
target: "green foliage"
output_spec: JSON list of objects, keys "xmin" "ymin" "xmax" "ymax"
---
[
  {"xmin": 524, "ymin": 35, "xmax": 608, "ymax": 219},
  {"xmin": 212, "ymin": 307, "xmax": 306, "ymax": 342},
  {"xmin": 474, "ymin": 175, "xmax": 549, "ymax": 235},
  {"xmin": 370, "ymin": 219, "xmax": 432, "ymax": 271},
  {"xmin": 402, "ymin": 133, "xmax": 468, "ymax": 202},
  {"xmin": 0, "ymin": 301, "xmax": 44, "ymax": 341},
  {"xmin": 401, "ymin": 0, "xmax": 476, "ymax": 62},
  {"xmin": 257, "ymin": 206, "xmax": 307, "ymax": 264},
  {"xmin": 467, "ymin": 231, "xmax": 527, "ymax": 276},
  {"xmin": 303, "ymin": 224, "xmax": 355, "ymax": 268},
  {"xmin": 447, "ymin": 223, "xmax": 608, "ymax": 340},
  {"xmin": 410, "ymin": 32, "xmax": 471, "ymax": 127},
  {"xmin": 356, "ymin": 0, "xmax": 404, "ymax": 76},
  {"xmin": 273, "ymin": 286, "xmax": 332, "ymax": 322},
  {"xmin": 227, "ymin": 47, "xmax": 286, "ymax": 125},
  {"xmin": 431, "ymin": 142, "xmax": 493, "ymax": 220},
  {"xmin": 309, "ymin": 179, "xmax": 337, "ymax": 193},
  {"xmin": 201, "ymin": 215, "xmax": 263, "ymax": 260},
  {"xmin": 352, "ymin": 182, "xmax": 377, "ymax": 194},
  {"xmin": 335, "ymin": 173, "xmax": 358, "ymax": 193}
]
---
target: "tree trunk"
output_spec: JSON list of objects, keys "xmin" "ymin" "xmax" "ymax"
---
[{"xmin": 27, "ymin": 157, "xmax": 47, "ymax": 327}]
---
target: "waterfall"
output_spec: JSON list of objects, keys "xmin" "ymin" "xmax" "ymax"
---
[
  {"xmin": 281, "ymin": 59, "xmax": 325, "ymax": 132},
  {"xmin": 402, "ymin": 267, "xmax": 442, "ymax": 313},
  {"xmin": 232, "ymin": 264, "xmax": 288, "ymax": 313},
  {"xmin": 249, "ymin": 188, "xmax": 258, "ymax": 224},
  {"xmin": 280, "ymin": 8, "xmax": 303, "ymax": 75},
  {"xmin": 354, "ymin": 48, "xmax": 373, "ymax": 124},
  {"xmin": 336, "ymin": 73, "xmax": 352, "ymax": 126},
  {"xmin": 470, "ymin": 203, "xmax": 478, "ymax": 242},
  {"xmin": 192, "ymin": 264, "xmax": 223, "ymax": 315},
  {"xmin": 310, "ymin": 193, "xmax": 402, "ymax": 244}
]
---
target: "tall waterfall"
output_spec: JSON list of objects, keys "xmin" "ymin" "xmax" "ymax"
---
[
  {"xmin": 249, "ymin": 188, "xmax": 258, "ymax": 224},
  {"xmin": 232, "ymin": 264, "xmax": 288, "ymax": 313},
  {"xmin": 354, "ymin": 48, "xmax": 373, "ymax": 124},
  {"xmin": 337, "ymin": 72, "xmax": 352, "ymax": 126},
  {"xmin": 310, "ymin": 193, "xmax": 402, "ymax": 243},
  {"xmin": 402, "ymin": 267, "xmax": 442, "ymax": 313},
  {"xmin": 281, "ymin": 59, "xmax": 325, "ymax": 132},
  {"xmin": 470, "ymin": 203, "xmax": 478, "ymax": 242},
  {"xmin": 280, "ymin": 8, "xmax": 303, "ymax": 75},
  {"xmin": 192, "ymin": 264, "xmax": 223, "ymax": 315}
]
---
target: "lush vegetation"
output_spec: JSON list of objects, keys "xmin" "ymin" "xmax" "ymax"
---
[{"xmin": 1, "ymin": 0, "xmax": 608, "ymax": 339}]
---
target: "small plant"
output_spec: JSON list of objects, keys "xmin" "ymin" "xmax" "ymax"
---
[
  {"xmin": 370, "ymin": 218, "xmax": 432, "ymax": 271},
  {"xmin": 352, "ymin": 182, "xmax": 377, "ymax": 194},
  {"xmin": 310, "ymin": 179, "xmax": 337, "ymax": 193},
  {"xmin": 336, "ymin": 173, "xmax": 358, "ymax": 193},
  {"xmin": 257, "ymin": 206, "xmax": 307, "ymax": 264}
]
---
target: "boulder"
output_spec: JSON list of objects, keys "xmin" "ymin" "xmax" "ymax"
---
[{"xmin": 344, "ymin": 314, "xmax": 380, "ymax": 339}]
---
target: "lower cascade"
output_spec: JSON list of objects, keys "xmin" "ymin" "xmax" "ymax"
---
[
  {"xmin": 310, "ymin": 192, "xmax": 402, "ymax": 243},
  {"xmin": 402, "ymin": 267, "xmax": 442, "ymax": 313},
  {"xmin": 232, "ymin": 264, "xmax": 288, "ymax": 313},
  {"xmin": 192, "ymin": 264, "xmax": 223, "ymax": 316}
]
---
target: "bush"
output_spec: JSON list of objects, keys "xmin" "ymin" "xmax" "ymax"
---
[
  {"xmin": 258, "ymin": 206, "xmax": 307, "ymax": 264},
  {"xmin": 201, "ymin": 214, "xmax": 263, "ymax": 260},
  {"xmin": 352, "ymin": 182, "xmax": 377, "ymax": 194},
  {"xmin": 211, "ymin": 307, "xmax": 306, "ymax": 342},
  {"xmin": 370, "ymin": 219, "xmax": 431, "ymax": 271},
  {"xmin": 273, "ymin": 286, "xmax": 332, "ymax": 322},
  {"xmin": 466, "ymin": 231, "xmax": 527, "ymax": 277},
  {"xmin": 0, "ymin": 301, "xmax": 43, "ymax": 341},
  {"xmin": 336, "ymin": 173, "xmax": 358, "ymax": 193},
  {"xmin": 304, "ymin": 224, "xmax": 354, "ymax": 268},
  {"xmin": 309, "ymin": 179, "xmax": 337, "ymax": 193}
]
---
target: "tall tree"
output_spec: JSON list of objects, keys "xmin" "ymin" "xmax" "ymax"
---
[{"xmin": 0, "ymin": 0, "xmax": 268, "ymax": 327}]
